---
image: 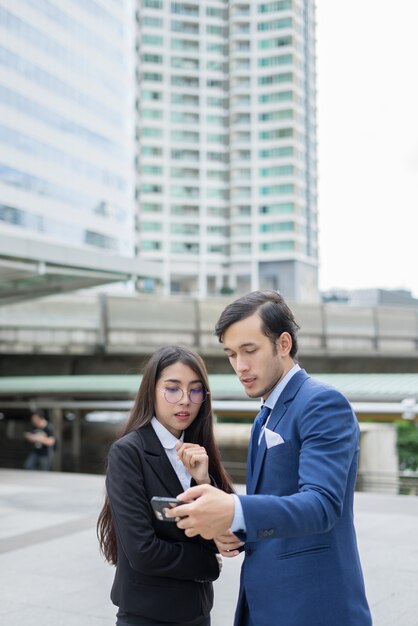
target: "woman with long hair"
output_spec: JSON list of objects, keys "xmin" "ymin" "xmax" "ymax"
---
[{"xmin": 97, "ymin": 345, "xmax": 234, "ymax": 626}]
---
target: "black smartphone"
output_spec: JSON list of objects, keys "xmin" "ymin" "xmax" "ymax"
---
[{"xmin": 151, "ymin": 496, "xmax": 183, "ymax": 522}]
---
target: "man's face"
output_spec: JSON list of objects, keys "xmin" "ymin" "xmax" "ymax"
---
[
  {"xmin": 222, "ymin": 312, "xmax": 292, "ymax": 401},
  {"xmin": 31, "ymin": 414, "xmax": 44, "ymax": 428}
]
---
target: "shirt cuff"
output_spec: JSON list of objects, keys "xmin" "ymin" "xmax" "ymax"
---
[{"xmin": 231, "ymin": 494, "xmax": 246, "ymax": 533}]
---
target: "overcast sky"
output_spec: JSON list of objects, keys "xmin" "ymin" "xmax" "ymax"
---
[{"xmin": 315, "ymin": 0, "xmax": 418, "ymax": 296}]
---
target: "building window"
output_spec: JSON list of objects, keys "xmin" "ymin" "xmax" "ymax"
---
[
  {"xmin": 259, "ymin": 110, "xmax": 293, "ymax": 122},
  {"xmin": 142, "ymin": 221, "xmax": 163, "ymax": 231},
  {"xmin": 259, "ymin": 165, "xmax": 294, "ymax": 177},
  {"xmin": 259, "ymin": 202, "xmax": 294, "ymax": 214},
  {"xmin": 143, "ymin": 34, "xmax": 164, "ymax": 45},
  {"xmin": 142, "ymin": 90, "xmax": 163, "ymax": 101},
  {"xmin": 143, "ymin": 72, "xmax": 163, "ymax": 82},
  {"xmin": 141, "ymin": 164, "xmax": 163, "ymax": 175},
  {"xmin": 258, "ymin": 1, "xmax": 292, "ymax": 13},
  {"xmin": 259, "ymin": 221, "xmax": 294, "ymax": 232},
  {"xmin": 142, "ymin": 240, "xmax": 162, "ymax": 250},
  {"xmin": 259, "ymin": 72, "xmax": 292, "ymax": 86},
  {"xmin": 259, "ymin": 146, "xmax": 293, "ymax": 158},
  {"xmin": 259, "ymin": 241, "xmax": 295, "ymax": 251},
  {"xmin": 141, "ymin": 183, "xmax": 163, "ymax": 193},
  {"xmin": 143, "ymin": 53, "xmax": 163, "ymax": 64},
  {"xmin": 259, "ymin": 35, "xmax": 292, "ymax": 49},
  {"xmin": 171, "ymin": 223, "xmax": 199, "ymax": 235},
  {"xmin": 141, "ymin": 146, "xmax": 163, "ymax": 156},
  {"xmin": 141, "ymin": 203, "xmax": 162, "ymax": 213},
  {"xmin": 259, "ymin": 128, "xmax": 293, "ymax": 140},
  {"xmin": 258, "ymin": 18, "xmax": 292, "ymax": 31},
  {"xmin": 258, "ymin": 54, "xmax": 292, "ymax": 67},
  {"xmin": 171, "ymin": 242, "xmax": 200, "ymax": 254},
  {"xmin": 172, "ymin": 3, "xmax": 199, "ymax": 18},
  {"xmin": 260, "ymin": 184, "xmax": 294, "ymax": 196},
  {"xmin": 143, "ymin": 16, "xmax": 163, "ymax": 27},
  {"xmin": 144, "ymin": 0, "xmax": 163, "ymax": 8},
  {"xmin": 259, "ymin": 90, "xmax": 293, "ymax": 104},
  {"xmin": 142, "ymin": 109, "xmax": 163, "ymax": 120},
  {"xmin": 142, "ymin": 127, "xmax": 163, "ymax": 138}
]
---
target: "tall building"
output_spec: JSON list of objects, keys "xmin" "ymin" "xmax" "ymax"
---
[
  {"xmin": 136, "ymin": 0, "xmax": 318, "ymax": 301},
  {"xmin": 0, "ymin": 0, "xmax": 136, "ymax": 256}
]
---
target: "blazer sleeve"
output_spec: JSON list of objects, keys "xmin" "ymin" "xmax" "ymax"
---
[
  {"xmin": 106, "ymin": 438, "xmax": 220, "ymax": 582},
  {"xmin": 239, "ymin": 387, "xmax": 359, "ymax": 541}
]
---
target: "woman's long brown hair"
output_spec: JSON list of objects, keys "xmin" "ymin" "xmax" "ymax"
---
[{"xmin": 97, "ymin": 345, "xmax": 234, "ymax": 565}]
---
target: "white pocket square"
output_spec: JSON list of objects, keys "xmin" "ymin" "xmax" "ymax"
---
[{"xmin": 264, "ymin": 428, "xmax": 285, "ymax": 449}]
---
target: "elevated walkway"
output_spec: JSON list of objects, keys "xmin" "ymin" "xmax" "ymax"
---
[
  {"xmin": 0, "ymin": 232, "xmax": 161, "ymax": 306},
  {"xmin": 0, "ymin": 292, "xmax": 417, "ymax": 373}
]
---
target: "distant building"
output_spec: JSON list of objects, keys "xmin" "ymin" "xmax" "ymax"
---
[
  {"xmin": 135, "ymin": 0, "xmax": 319, "ymax": 300},
  {"xmin": 0, "ymin": 1, "xmax": 319, "ymax": 302},
  {"xmin": 322, "ymin": 288, "xmax": 418, "ymax": 307},
  {"xmin": 0, "ymin": 1, "xmax": 136, "ymax": 257},
  {"xmin": 349, "ymin": 288, "xmax": 418, "ymax": 308}
]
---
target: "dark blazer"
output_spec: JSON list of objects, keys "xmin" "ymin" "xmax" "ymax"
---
[
  {"xmin": 235, "ymin": 369, "xmax": 372, "ymax": 626},
  {"xmin": 106, "ymin": 424, "xmax": 220, "ymax": 623}
]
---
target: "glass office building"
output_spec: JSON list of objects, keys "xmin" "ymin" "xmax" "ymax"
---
[
  {"xmin": 0, "ymin": 0, "xmax": 136, "ymax": 256},
  {"xmin": 136, "ymin": 0, "xmax": 318, "ymax": 300}
]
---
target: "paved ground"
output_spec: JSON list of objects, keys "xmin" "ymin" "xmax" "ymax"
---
[{"xmin": 0, "ymin": 469, "xmax": 418, "ymax": 626}]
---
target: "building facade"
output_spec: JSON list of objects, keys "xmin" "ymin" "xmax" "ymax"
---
[
  {"xmin": 0, "ymin": 0, "xmax": 136, "ymax": 256},
  {"xmin": 136, "ymin": 0, "xmax": 318, "ymax": 300}
]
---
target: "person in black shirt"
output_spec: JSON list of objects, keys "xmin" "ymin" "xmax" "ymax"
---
[{"xmin": 23, "ymin": 410, "xmax": 55, "ymax": 471}]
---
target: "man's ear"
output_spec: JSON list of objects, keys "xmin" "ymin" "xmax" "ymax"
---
[{"xmin": 276, "ymin": 332, "xmax": 292, "ymax": 356}]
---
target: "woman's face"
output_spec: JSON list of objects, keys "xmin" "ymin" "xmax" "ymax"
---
[{"xmin": 154, "ymin": 361, "xmax": 205, "ymax": 438}]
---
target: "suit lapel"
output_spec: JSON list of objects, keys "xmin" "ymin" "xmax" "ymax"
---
[
  {"xmin": 267, "ymin": 369, "xmax": 308, "ymax": 433},
  {"xmin": 137, "ymin": 424, "xmax": 184, "ymax": 496},
  {"xmin": 248, "ymin": 369, "xmax": 309, "ymax": 493}
]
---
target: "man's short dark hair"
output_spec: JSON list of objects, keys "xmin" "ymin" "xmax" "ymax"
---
[
  {"xmin": 31, "ymin": 409, "xmax": 45, "ymax": 419},
  {"xmin": 214, "ymin": 290, "xmax": 300, "ymax": 358}
]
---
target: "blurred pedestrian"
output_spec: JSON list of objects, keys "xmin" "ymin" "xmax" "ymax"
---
[{"xmin": 23, "ymin": 410, "xmax": 55, "ymax": 471}]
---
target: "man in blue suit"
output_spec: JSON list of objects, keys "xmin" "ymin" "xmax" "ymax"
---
[{"xmin": 168, "ymin": 290, "xmax": 372, "ymax": 626}]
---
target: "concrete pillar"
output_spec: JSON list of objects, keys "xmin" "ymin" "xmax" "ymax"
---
[
  {"xmin": 71, "ymin": 411, "xmax": 81, "ymax": 473},
  {"xmin": 49, "ymin": 408, "xmax": 63, "ymax": 472},
  {"xmin": 358, "ymin": 423, "xmax": 399, "ymax": 494}
]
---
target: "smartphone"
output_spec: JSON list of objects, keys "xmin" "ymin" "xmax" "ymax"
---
[{"xmin": 151, "ymin": 496, "xmax": 183, "ymax": 522}]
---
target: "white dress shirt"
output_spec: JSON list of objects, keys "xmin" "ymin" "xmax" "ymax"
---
[{"xmin": 151, "ymin": 417, "xmax": 192, "ymax": 492}]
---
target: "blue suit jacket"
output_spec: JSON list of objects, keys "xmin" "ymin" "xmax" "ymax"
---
[{"xmin": 235, "ymin": 369, "xmax": 372, "ymax": 626}]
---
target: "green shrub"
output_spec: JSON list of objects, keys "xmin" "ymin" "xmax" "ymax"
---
[{"xmin": 396, "ymin": 420, "xmax": 418, "ymax": 471}]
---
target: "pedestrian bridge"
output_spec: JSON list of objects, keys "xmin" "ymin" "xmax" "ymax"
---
[{"xmin": 0, "ymin": 292, "xmax": 417, "ymax": 375}]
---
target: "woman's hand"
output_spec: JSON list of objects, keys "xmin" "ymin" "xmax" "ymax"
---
[
  {"xmin": 214, "ymin": 531, "xmax": 244, "ymax": 558},
  {"xmin": 176, "ymin": 441, "xmax": 210, "ymax": 485}
]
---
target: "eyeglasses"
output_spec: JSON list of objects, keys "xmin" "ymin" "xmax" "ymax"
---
[{"xmin": 159, "ymin": 387, "xmax": 208, "ymax": 404}]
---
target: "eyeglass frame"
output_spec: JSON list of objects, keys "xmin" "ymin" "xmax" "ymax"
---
[{"xmin": 158, "ymin": 387, "xmax": 209, "ymax": 404}]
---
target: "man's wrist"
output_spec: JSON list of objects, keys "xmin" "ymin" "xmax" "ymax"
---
[{"xmin": 231, "ymin": 494, "xmax": 246, "ymax": 533}]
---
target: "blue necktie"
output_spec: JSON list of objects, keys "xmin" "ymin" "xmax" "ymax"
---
[{"xmin": 251, "ymin": 404, "xmax": 271, "ymax": 469}]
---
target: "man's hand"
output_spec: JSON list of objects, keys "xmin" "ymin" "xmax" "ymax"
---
[
  {"xmin": 214, "ymin": 531, "xmax": 244, "ymax": 558},
  {"xmin": 165, "ymin": 484, "xmax": 235, "ymax": 539}
]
